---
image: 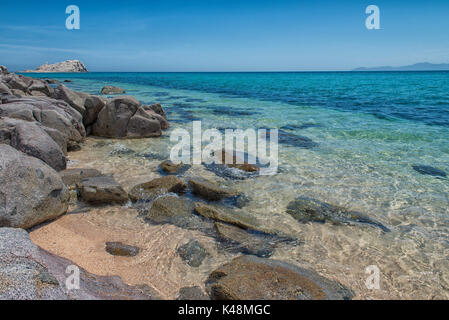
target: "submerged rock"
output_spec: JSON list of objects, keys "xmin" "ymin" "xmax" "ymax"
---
[
  {"xmin": 206, "ymin": 256, "xmax": 354, "ymax": 300},
  {"xmin": 177, "ymin": 286, "xmax": 209, "ymax": 300},
  {"xmin": 194, "ymin": 203, "xmax": 261, "ymax": 231},
  {"xmin": 59, "ymin": 168, "xmax": 103, "ymax": 186},
  {"xmin": 189, "ymin": 178, "xmax": 236, "ymax": 201},
  {"xmin": 129, "ymin": 176, "xmax": 187, "ymax": 202},
  {"xmin": 215, "ymin": 222, "xmax": 274, "ymax": 258},
  {"xmin": 0, "ymin": 145, "xmax": 69, "ymax": 229},
  {"xmin": 412, "ymin": 165, "xmax": 447, "ymax": 178},
  {"xmin": 159, "ymin": 160, "xmax": 191, "ymax": 175},
  {"xmin": 0, "ymin": 228, "xmax": 159, "ymax": 300},
  {"xmin": 101, "ymin": 86, "xmax": 126, "ymax": 95},
  {"xmin": 105, "ymin": 242, "xmax": 140, "ymax": 257},
  {"xmin": 177, "ymin": 239, "xmax": 208, "ymax": 268},
  {"xmin": 78, "ymin": 176, "xmax": 128, "ymax": 204},
  {"xmin": 141, "ymin": 195, "xmax": 195, "ymax": 227},
  {"xmin": 286, "ymin": 196, "xmax": 390, "ymax": 232}
]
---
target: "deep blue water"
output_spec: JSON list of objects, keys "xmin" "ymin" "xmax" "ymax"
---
[{"xmin": 29, "ymin": 71, "xmax": 449, "ymax": 127}]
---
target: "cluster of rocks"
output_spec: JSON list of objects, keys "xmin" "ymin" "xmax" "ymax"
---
[{"xmin": 0, "ymin": 66, "xmax": 172, "ymax": 300}]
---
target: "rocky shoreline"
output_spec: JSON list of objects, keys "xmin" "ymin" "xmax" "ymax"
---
[{"xmin": 0, "ymin": 65, "xmax": 359, "ymax": 300}]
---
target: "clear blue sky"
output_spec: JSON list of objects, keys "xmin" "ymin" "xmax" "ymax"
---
[{"xmin": 1, "ymin": 0, "xmax": 449, "ymax": 71}]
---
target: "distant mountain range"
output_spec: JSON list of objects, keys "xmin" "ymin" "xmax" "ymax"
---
[{"xmin": 353, "ymin": 62, "xmax": 449, "ymax": 72}]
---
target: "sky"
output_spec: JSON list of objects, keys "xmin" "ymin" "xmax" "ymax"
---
[{"xmin": 1, "ymin": 0, "xmax": 449, "ymax": 72}]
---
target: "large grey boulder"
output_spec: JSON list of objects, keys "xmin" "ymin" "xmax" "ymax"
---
[
  {"xmin": 0, "ymin": 228, "xmax": 160, "ymax": 300},
  {"xmin": 6, "ymin": 75, "xmax": 29, "ymax": 93},
  {"xmin": 0, "ymin": 66, "xmax": 8, "ymax": 74},
  {"xmin": 53, "ymin": 85, "xmax": 86, "ymax": 116},
  {"xmin": 0, "ymin": 118, "xmax": 67, "ymax": 171},
  {"xmin": 93, "ymin": 96, "xmax": 162, "ymax": 138},
  {"xmin": 0, "ymin": 95, "xmax": 86, "ymax": 146},
  {"xmin": 0, "ymin": 82, "xmax": 12, "ymax": 95},
  {"xmin": 0, "ymin": 145, "xmax": 69, "ymax": 229},
  {"xmin": 83, "ymin": 95, "xmax": 105, "ymax": 126},
  {"xmin": 28, "ymin": 79, "xmax": 53, "ymax": 97}
]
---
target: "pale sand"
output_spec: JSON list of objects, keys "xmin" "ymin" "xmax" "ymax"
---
[{"xmin": 30, "ymin": 205, "xmax": 234, "ymax": 299}]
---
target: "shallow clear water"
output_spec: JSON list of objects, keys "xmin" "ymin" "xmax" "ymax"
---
[{"xmin": 29, "ymin": 71, "xmax": 449, "ymax": 299}]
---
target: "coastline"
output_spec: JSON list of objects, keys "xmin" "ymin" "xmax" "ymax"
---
[{"xmin": 1, "ymin": 66, "xmax": 449, "ymax": 300}]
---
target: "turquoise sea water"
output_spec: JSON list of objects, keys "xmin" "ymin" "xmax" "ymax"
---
[{"xmin": 27, "ymin": 71, "xmax": 449, "ymax": 298}]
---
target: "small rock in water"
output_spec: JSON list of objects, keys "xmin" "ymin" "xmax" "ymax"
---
[
  {"xmin": 59, "ymin": 168, "xmax": 103, "ymax": 186},
  {"xmin": 177, "ymin": 286, "xmax": 209, "ymax": 300},
  {"xmin": 105, "ymin": 242, "xmax": 140, "ymax": 257},
  {"xmin": 101, "ymin": 86, "xmax": 125, "ymax": 95},
  {"xmin": 177, "ymin": 240, "xmax": 208, "ymax": 268},
  {"xmin": 206, "ymin": 255, "xmax": 354, "ymax": 300},
  {"xmin": 286, "ymin": 196, "xmax": 390, "ymax": 232},
  {"xmin": 78, "ymin": 176, "xmax": 128, "ymax": 204},
  {"xmin": 159, "ymin": 160, "xmax": 191, "ymax": 175},
  {"xmin": 412, "ymin": 165, "xmax": 447, "ymax": 178},
  {"xmin": 189, "ymin": 178, "xmax": 237, "ymax": 201},
  {"xmin": 141, "ymin": 195, "xmax": 196, "ymax": 228},
  {"xmin": 129, "ymin": 176, "xmax": 187, "ymax": 202},
  {"xmin": 215, "ymin": 222, "xmax": 274, "ymax": 258}
]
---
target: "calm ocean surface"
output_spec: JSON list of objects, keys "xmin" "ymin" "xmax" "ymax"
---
[{"xmin": 28, "ymin": 71, "xmax": 449, "ymax": 298}]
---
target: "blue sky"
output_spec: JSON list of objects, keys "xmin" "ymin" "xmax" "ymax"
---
[{"xmin": 1, "ymin": 0, "xmax": 449, "ymax": 71}]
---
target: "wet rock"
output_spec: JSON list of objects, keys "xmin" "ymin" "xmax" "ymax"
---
[
  {"xmin": 206, "ymin": 255, "xmax": 354, "ymax": 300},
  {"xmin": 141, "ymin": 195, "xmax": 195, "ymax": 226},
  {"xmin": 93, "ymin": 96, "xmax": 162, "ymax": 138},
  {"xmin": 189, "ymin": 178, "xmax": 236, "ymax": 201},
  {"xmin": 0, "ymin": 145, "xmax": 69, "ymax": 229},
  {"xmin": 0, "ymin": 228, "xmax": 160, "ymax": 300},
  {"xmin": 0, "ymin": 117, "xmax": 67, "ymax": 171},
  {"xmin": 67, "ymin": 140, "xmax": 81, "ymax": 152},
  {"xmin": 78, "ymin": 176, "xmax": 128, "ymax": 204},
  {"xmin": 286, "ymin": 196, "xmax": 390, "ymax": 232},
  {"xmin": 215, "ymin": 222, "xmax": 274, "ymax": 258},
  {"xmin": 159, "ymin": 160, "xmax": 191, "ymax": 175},
  {"xmin": 177, "ymin": 240, "xmax": 208, "ymax": 268},
  {"xmin": 59, "ymin": 168, "xmax": 103, "ymax": 186},
  {"xmin": 129, "ymin": 176, "xmax": 187, "ymax": 202},
  {"xmin": 273, "ymin": 129, "xmax": 318, "ymax": 149},
  {"xmin": 194, "ymin": 203, "xmax": 260, "ymax": 231},
  {"xmin": 101, "ymin": 86, "xmax": 126, "ymax": 95},
  {"xmin": 177, "ymin": 286, "xmax": 209, "ymax": 300},
  {"xmin": 412, "ymin": 165, "xmax": 447, "ymax": 178},
  {"xmin": 217, "ymin": 150, "xmax": 260, "ymax": 173},
  {"xmin": 105, "ymin": 242, "xmax": 140, "ymax": 257}
]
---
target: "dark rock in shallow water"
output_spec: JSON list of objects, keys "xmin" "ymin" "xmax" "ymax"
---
[
  {"xmin": 78, "ymin": 176, "xmax": 128, "ymax": 204},
  {"xmin": 59, "ymin": 168, "xmax": 103, "ymax": 186},
  {"xmin": 188, "ymin": 178, "xmax": 237, "ymax": 201},
  {"xmin": 100, "ymin": 86, "xmax": 126, "ymax": 95},
  {"xmin": 281, "ymin": 123, "xmax": 322, "ymax": 130},
  {"xmin": 412, "ymin": 165, "xmax": 447, "ymax": 178},
  {"xmin": 177, "ymin": 286, "xmax": 209, "ymax": 300},
  {"xmin": 105, "ymin": 242, "xmax": 140, "ymax": 257},
  {"xmin": 206, "ymin": 255, "xmax": 354, "ymax": 300},
  {"xmin": 274, "ymin": 130, "xmax": 319, "ymax": 149},
  {"xmin": 129, "ymin": 176, "xmax": 187, "ymax": 202},
  {"xmin": 214, "ymin": 222, "xmax": 274, "ymax": 258},
  {"xmin": 140, "ymin": 195, "xmax": 197, "ymax": 228},
  {"xmin": 177, "ymin": 239, "xmax": 208, "ymax": 268},
  {"xmin": 286, "ymin": 196, "xmax": 390, "ymax": 232},
  {"xmin": 159, "ymin": 160, "xmax": 191, "ymax": 175}
]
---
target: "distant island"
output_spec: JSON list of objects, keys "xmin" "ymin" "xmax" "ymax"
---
[
  {"xmin": 353, "ymin": 62, "xmax": 449, "ymax": 72},
  {"xmin": 22, "ymin": 60, "xmax": 88, "ymax": 73}
]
